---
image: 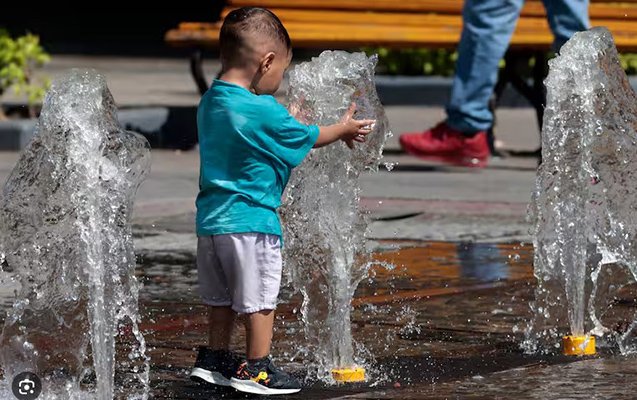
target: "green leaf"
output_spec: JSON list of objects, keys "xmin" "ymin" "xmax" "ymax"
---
[{"xmin": 0, "ymin": 29, "xmax": 51, "ymax": 106}]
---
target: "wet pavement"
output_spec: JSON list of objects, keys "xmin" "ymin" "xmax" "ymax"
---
[
  {"xmin": 139, "ymin": 241, "xmax": 530, "ymax": 399},
  {"xmin": 133, "ymin": 238, "xmax": 636, "ymax": 399}
]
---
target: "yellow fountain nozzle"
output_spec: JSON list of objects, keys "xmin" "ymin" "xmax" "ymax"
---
[
  {"xmin": 563, "ymin": 335, "xmax": 596, "ymax": 356},
  {"xmin": 332, "ymin": 367, "xmax": 366, "ymax": 383}
]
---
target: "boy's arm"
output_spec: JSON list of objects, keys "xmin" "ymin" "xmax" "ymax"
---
[{"xmin": 314, "ymin": 104, "xmax": 376, "ymax": 149}]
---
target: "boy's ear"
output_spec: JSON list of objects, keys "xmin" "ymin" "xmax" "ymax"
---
[{"xmin": 261, "ymin": 51, "xmax": 276, "ymax": 73}]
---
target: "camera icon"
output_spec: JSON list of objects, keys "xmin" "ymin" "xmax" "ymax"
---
[
  {"xmin": 18, "ymin": 379, "xmax": 35, "ymax": 395},
  {"xmin": 11, "ymin": 372, "xmax": 41, "ymax": 400}
]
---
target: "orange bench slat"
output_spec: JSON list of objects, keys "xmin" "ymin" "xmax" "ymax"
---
[
  {"xmin": 166, "ymin": 1, "xmax": 637, "ymax": 51},
  {"xmin": 227, "ymin": 0, "xmax": 637, "ymax": 19},
  {"xmin": 166, "ymin": 20, "xmax": 637, "ymax": 50}
]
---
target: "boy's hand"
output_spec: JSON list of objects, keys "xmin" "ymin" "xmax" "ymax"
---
[
  {"xmin": 314, "ymin": 103, "xmax": 376, "ymax": 149},
  {"xmin": 340, "ymin": 103, "xmax": 375, "ymax": 149},
  {"xmin": 289, "ymin": 95, "xmax": 308, "ymax": 122},
  {"xmin": 289, "ymin": 101, "xmax": 301, "ymax": 118},
  {"xmin": 290, "ymin": 94, "xmax": 319, "ymax": 125}
]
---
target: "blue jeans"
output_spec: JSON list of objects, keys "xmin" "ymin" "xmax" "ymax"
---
[{"xmin": 446, "ymin": 0, "xmax": 589, "ymax": 133}]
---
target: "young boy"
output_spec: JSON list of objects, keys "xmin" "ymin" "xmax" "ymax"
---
[{"xmin": 189, "ymin": 7, "xmax": 375, "ymax": 396}]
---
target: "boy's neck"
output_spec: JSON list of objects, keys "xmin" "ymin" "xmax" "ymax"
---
[{"xmin": 219, "ymin": 69, "xmax": 254, "ymax": 92}]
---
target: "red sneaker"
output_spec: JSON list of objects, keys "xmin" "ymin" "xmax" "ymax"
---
[{"xmin": 399, "ymin": 122, "xmax": 490, "ymax": 168}]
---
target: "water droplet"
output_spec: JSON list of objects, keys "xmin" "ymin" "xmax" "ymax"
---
[{"xmin": 383, "ymin": 162, "xmax": 396, "ymax": 171}]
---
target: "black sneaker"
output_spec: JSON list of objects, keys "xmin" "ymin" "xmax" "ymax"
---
[
  {"xmin": 230, "ymin": 357, "xmax": 301, "ymax": 395},
  {"xmin": 190, "ymin": 347, "xmax": 241, "ymax": 387}
]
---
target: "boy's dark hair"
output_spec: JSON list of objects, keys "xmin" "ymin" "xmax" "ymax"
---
[{"xmin": 219, "ymin": 7, "xmax": 291, "ymax": 66}]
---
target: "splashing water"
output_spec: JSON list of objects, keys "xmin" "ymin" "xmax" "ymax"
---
[
  {"xmin": 526, "ymin": 27, "xmax": 637, "ymax": 353},
  {"xmin": 281, "ymin": 51, "xmax": 392, "ymax": 381},
  {"xmin": 0, "ymin": 70, "xmax": 151, "ymax": 399}
]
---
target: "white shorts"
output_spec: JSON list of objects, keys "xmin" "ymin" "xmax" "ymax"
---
[{"xmin": 196, "ymin": 233, "xmax": 282, "ymax": 314}]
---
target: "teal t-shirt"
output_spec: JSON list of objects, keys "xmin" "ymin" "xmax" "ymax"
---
[{"xmin": 196, "ymin": 80, "xmax": 319, "ymax": 238}]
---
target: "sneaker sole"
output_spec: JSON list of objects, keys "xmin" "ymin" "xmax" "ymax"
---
[
  {"xmin": 190, "ymin": 367, "xmax": 231, "ymax": 387},
  {"xmin": 230, "ymin": 378, "xmax": 301, "ymax": 395}
]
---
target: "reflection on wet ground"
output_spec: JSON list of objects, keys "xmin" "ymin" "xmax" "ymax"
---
[
  {"xmin": 4, "ymin": 241, "xmax": 637, "ymax": 399},
  {"xmin": 139, "ymin": 241, "xmax": 556, "ymax": 399}
]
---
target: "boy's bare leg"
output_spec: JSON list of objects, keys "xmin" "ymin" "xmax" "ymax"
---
[
  {"xmin": 245, "ymin": 309, "xmax": 275, "ymax": 359},
  {"xmin": 208, "ymin": 306, "xmax": 236, "ymax": 350}
]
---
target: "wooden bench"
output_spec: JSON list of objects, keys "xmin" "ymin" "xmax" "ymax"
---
[{"xmin": 166, "ymin": 0, "xmax": 637, "ymax": 152}]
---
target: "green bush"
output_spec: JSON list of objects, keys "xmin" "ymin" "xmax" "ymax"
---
[
  {"xmin": 620, "ymin": 53, "xmax": 637, "ymax": 75},
  {"xmin": 0, "ymin": 29, "xmax": 51, "ymax": 118},
  {"xmin": 365, "ymin": 47, "xmax": 458, "ymax": 76},
  {"xmin": 368, "ymin": 47, "xmax": 637, "ymax": 77}
]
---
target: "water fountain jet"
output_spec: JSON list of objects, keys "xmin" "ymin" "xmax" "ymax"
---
[
  {"xmin": 529, "ymin": 27, "xmax": 637, "ymax": 356},
  {"xmin": 282, "ymin": 51, "xmax": 392, "ymax": 382},
  {"xmin": 0, "ymin": 69, "xmax": 151, "ymax": 399}
]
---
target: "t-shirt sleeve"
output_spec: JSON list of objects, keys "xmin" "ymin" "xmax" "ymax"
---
[{"xmin": 261, "ymin": 97, "xmax": 320, "ymax": 168}]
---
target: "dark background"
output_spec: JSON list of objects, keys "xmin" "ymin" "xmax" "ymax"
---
[{"xmin": 0, "ymin": 2, "xmax": 226, "ymax": 56}]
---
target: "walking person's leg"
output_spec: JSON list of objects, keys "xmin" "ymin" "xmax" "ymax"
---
[
  {"xmin": 400, "ymin": 0, "xmax": 524, "ymax": 167},
  {"xmin": 541, "ymin": 0, "xmax": 590, "ymax": 50},
  {"xmin": 447, "ymin": 0, "xmax": 526, "ymax": 133}
]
